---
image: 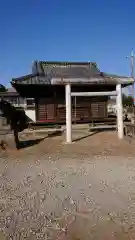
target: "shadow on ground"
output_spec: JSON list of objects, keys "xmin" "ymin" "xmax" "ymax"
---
[
  {"xmin": 73, "ymin": 128, "xmax": 116, "ymax": 142},
  {"xmin": 73, "ymin": 131, "xmax": 99, "ymax": 142},
  {"xmin": 18, "ymin": 138, "xmax": 45, "ymax": 149},
  {"xmin": 18, "ymin": 131, "xmax": 63, "ymax": 149}
]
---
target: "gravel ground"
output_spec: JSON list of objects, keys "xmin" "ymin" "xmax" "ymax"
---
[{"xmin": 0, "ymin": 131, "xmax": 135, "ymax": 239}]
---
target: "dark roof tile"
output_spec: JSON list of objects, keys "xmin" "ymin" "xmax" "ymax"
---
[
  {"xmin": 11, "ymin": 61, "xmax": 133, "ymax": 87},
  {"xmin": 37, "ymin": 61, "xmax": 101, "ymax": 79}
]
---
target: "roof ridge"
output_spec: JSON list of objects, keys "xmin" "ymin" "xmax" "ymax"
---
[{"xmin": 39, "ymin": 61, "xmax": 97, "ymax": 66}]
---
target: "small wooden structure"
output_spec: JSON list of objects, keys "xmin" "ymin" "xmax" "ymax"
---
[
  {"xmin": 11, "ymin": 61, "xmax": 133, "ymax": 126},
  {"xmin": 125, "ymin": 122, "xmax": 135, "ymax": 138},
  {"xmin": 0, "ymin": 87, "xmax": 25, "ymax": 106}
]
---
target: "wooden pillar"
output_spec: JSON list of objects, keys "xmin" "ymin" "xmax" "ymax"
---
[
  {"xmin": 65, "ymin": 84, "xmax": 72, "ymax": 143},
  {"xmin": 116, "ymin": 84, "xmax": 124, "ymax": 139}
]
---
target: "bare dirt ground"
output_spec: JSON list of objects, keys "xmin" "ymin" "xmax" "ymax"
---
[{"xmin": 1, "ymin": 130, "xmax": 135, "ymax": 239}]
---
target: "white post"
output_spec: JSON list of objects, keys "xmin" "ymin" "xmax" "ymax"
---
[
  {"xmin": 65, "ymin": 84, "xmax": 72, "ymax": 143},
  {"xmin": 116, "ymin": 84, "xmax": 123, "ymax": 139}
]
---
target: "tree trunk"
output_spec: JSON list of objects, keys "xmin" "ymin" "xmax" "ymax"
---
[{"xmin": 13, "ymin": 129, "xmax": 20, "ymax": 149}]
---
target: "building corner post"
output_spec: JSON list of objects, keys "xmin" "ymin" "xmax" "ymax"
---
[
  {"xmin": 65, "ymin": 84, "xmax": 72, "ymax": 143},
  {"xmin": 116, "ymin": 84, "xmax": 124, "ymax": 139}
]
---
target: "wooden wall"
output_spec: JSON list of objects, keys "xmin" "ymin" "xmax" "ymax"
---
[{"xmin": 36, "ymin": 96, "xmax": 108, "ymax": 123}]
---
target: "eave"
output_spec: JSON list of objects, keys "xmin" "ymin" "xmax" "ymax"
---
[
  {"xmin": 50, "ymin": 77, "xmax": 133, "ymax": 86},
  {"xmin": 0, "ymin": 92, "xmax": 19, "ymax": 97},
  {"xmin": 11, "ymin": 75, "xmax": 133, "ymax": 87}
]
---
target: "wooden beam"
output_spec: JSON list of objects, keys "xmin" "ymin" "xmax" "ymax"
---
[{"xmin": 71, "ymin": 91, "xmax": 117, "ymax": 97}]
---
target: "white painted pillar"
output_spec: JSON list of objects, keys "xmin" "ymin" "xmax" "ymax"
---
[
  {"xmin": 65, "ymin": 84, "xmax": 72, "ymax": 143},
  {"xmin": 116, "ymin": 84, "xmax": 123, "ymax": 139}
]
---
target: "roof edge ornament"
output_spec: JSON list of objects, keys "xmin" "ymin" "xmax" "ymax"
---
[
  {"xmin": 32, "ymin": 61, "xmax": 38, "ymax": 74},
  {"xmin": 32, "ymin": 61, "xmax": 44, "ymax": 75}
]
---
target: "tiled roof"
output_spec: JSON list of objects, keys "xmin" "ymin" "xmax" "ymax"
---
[
  {"xmin": 12, "ymin": 62, "xmax": 102, "ymax": 85},
  {"xmin": 37, "ymin": 61, "xmax": 100, "ymax": 77},
  {"xmin": 12, "ymin": 73, "xmax": 51, "ymax": 85},
  {"xmin": 11, "ymin": 61, "xmax": 133, "ymax": 86},
  {"xmin": 0, "ymin": 87, "xmax": 19, "ymax": 96},
  {"xmin": 103, "ymin": 72, "xmax": 128, "ymax": 79},
  {"xmin": 7, "ymin": 87, "xmax": 17, "ymax": 93},
  {"xmin": 41, "ymin": 66, "xmax": 101, "ymax": 79}
]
